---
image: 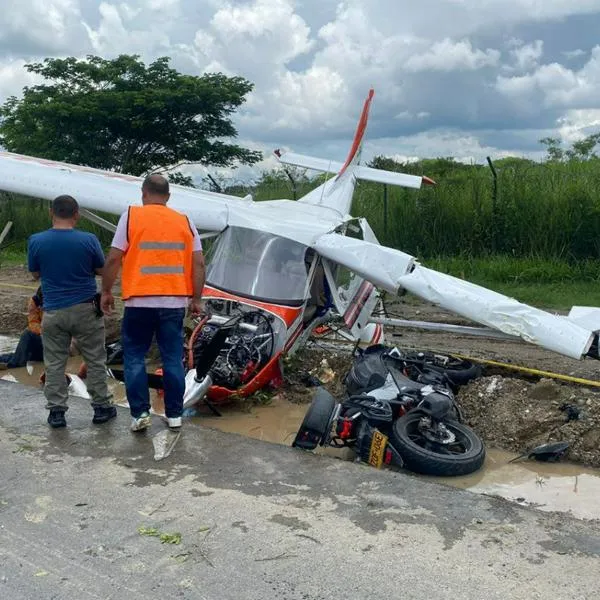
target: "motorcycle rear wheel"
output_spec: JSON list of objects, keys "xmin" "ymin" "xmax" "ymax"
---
[{"xmin": 391, "ymin": 412, "xmax": 485, "ymax": 476}]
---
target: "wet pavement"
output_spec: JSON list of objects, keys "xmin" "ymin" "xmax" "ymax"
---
[{"xmin": 1, "ymin": 379, "xmax": 600, "ymax": 600}]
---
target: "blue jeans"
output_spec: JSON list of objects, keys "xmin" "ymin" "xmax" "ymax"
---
[
  {"xmin": 122, "ymin": 307, "xmax": 186, "ymax": 419},
  {"xmin": 0, "ymin": 330, "xmax": 43, "ymax": 368}
]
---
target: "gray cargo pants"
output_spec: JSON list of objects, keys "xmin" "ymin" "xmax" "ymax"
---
[{"xmin": 41, "ymin": 302, "xmax": 112, "ymax": 411}]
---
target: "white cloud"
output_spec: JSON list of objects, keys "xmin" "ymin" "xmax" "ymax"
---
[
  {"xmin": 509, "ymin": 40, "xmax": 544, "ymax": 71},
  {"xmin": 557, "ymin": 109, "xmax": 600, "ymax": 143},
  {"xmin": 0, "ymin": 0, "xmax": 85, "ymax": 54},
  {"xmin": 496, "ymin": 46, "xmax": 600, "ymax": 108},
  {"xmin": 0, "ymin": 59, "xmax": 42, "ymax": 100},
  {"xmin": 405, "ymin": 38, "xmax": 500, "ymax": 72},
  {"xmin": 367, "ymin": 129, "xmax": 535, "ymax": 164},
  {"xmin": 202, "ymin": 0, "xmax": 314, "ymax": 71},
  {"xmin": 563, "ymin": 49, "xmax": 587, "ymax": 60},
  {"xmin": 83, "ymin": 2, "xmax": 175, "ymax": 58}
]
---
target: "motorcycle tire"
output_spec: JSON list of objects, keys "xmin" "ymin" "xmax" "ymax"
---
[
  {"xmin": 390, "ymin": 412, "xmax": 485, "ymax": 476},
  {"xmin": 292, "ymin": 388, "xmax": 337, "ymax": 450}
]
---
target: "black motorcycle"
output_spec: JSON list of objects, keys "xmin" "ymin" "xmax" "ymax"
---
[{"xmin": 293, "ymin": 345, "xmax": 485, "ymax": 477}]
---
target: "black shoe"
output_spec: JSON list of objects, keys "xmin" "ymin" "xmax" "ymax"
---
[
  {"xmin": 92, "ymin": 405, "xmax": 117, "ymax": 424},
  {"xmin": 47, "ymin": 409, "xmax": 66, "ymax": 428}
]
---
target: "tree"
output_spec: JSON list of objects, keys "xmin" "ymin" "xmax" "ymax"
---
[
  {"xmin": 167, "ymin": 172, "xmax": 196, "ymax": 188},
  {"xmin": 566, "ymin": 133, "xmax": 600, "ymax": 160},
  {"xmin": 0, "ymin": 55, "xmax": 262, "ymax": 176},
  {"xmin": 539, "ymin": 133, "xmax": 600, "ymax": 162},
  {"xmin": 539, "ymin": 137, "xmax": 565, "ymax": 162}
]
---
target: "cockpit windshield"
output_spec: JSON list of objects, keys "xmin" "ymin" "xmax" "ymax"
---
[{"xmin": 206, "ymin": 226, "xmax": 310, "ymax": 305}]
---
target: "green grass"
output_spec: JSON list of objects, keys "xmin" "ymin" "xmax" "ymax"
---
[
  {"xmin": 244, "ymin": 157, "xmax": 600, "ymax": 261},
  {"xmin": 470, "ymin": 282, "xmax": 600, "ymax": 310},
  {"xmin": 422, "ymin": 256, "xmax": 600, "ymax": 309},
  {"xmin": 0, "ymin": 246, "xmax": 28, "ymax": 266},
  {"xmin": 425, "ymin": 255, "xmax": 600, "ymax": 283}
]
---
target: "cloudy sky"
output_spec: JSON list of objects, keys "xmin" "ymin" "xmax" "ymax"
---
[{"xmin": 2, "ymin": 0, "xmax": 600, "ymax": 182}]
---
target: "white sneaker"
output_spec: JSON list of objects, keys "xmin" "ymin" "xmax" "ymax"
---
[
  {"xmin": 167, "ymin": 416, "xmax": 182, "ymax": 429},
  {"xmin": 131, "ymin": 411, "xmax": 152, "ymax": 432}
]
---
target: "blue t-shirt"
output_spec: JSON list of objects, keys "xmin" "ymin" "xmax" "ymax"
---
[{"xmin": 27, "ymin": 229, "xmax": 105, "ymax": 311}]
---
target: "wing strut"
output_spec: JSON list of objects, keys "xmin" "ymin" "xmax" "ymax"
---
[{"xmin": 79, "ymin": 208, "xmax": 117, "ymax": 233}]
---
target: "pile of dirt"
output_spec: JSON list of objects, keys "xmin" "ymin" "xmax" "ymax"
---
[
  {"xmin": 280, "ymin": 346, "xmax": 352, "ymax": 404},
  {"xmin": 457, "ymin": 376, "xmax": 600, "ymax": 468}
]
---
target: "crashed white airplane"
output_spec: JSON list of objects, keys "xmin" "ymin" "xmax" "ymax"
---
[{"xmin": 0, "ymin": 87, "xmax": 598, "ymax": 376}]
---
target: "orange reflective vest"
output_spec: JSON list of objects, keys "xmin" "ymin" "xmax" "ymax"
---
[{"xmin": 121, "ymin": 205, "xmax": 194, "ymax": 299}]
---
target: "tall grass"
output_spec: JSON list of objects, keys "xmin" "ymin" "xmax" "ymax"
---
[
  {"xmin": 349, "ymin": 160, "xmax": 600, "ymax": 261},
  {"xmin": 0, "ymin": 193, "xmax": 117, "ymax": 256}
]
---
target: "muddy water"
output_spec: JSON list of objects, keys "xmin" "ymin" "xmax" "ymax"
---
[
  {"xmin": 0, "ymin": 334, "xmax": 17, "ymax": 354},
  {"xmin": 424, "ymin": 449, "xmax": 600, "ymax": 521},
  {"xmin": 2, "ymin": 342, "xmax": 600, "ymax": 521}
]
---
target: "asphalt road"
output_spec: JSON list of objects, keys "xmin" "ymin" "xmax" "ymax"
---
[{"xmin": 1, "ymin": 380, "xmax": 599, "ymax": 600}]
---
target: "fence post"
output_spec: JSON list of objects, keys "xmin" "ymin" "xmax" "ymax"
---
[
  {"xmin": 283, "ymin": 168, "xmax": 297, "ymax": 201},
  {"xmin": 486, "ymin": 156, "xmax": 498, "ymax": 253},
  {"xmin": 206, "ymin": 173, "xmax": 222, "ymax": 193}
]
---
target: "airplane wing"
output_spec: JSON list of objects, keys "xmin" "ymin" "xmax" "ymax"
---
[
  {"xmin": 0, "ymin": 151, "xmax": 351, "ymax": 246},
  {"xmin": 0, "ymin": 151, "xmax": 247, "ymax": 232},
  {"xmin": 312, "ymin": 232, "xmax": 597, "ymax": 360},
  {"xmin": 314, "ymin": 233, "xmax": 415, "ymax": 292}
]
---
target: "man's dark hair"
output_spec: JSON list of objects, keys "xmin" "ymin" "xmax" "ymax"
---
[
  {"xmin": 51, "ymin": 195, "xmax": 79, "ymax": 219},
  {"xmin": 142, "ymin": 174, "xmax": 170, "ymax": 196}
]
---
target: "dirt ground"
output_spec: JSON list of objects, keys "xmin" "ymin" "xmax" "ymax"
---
[
  {"xmin": 2, "ymin": 263, "xmax": 600, "ymax": 467},
  {"xmin": 0, "ymin": 265, "xmax": 120, "ymax": 341}
]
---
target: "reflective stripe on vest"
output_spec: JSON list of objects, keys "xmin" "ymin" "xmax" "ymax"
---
[
  {"xmin": 140, "ymin": 266, "xmax": 184, "ymax": 274},
  {"xmin": 139, "ymin": 242, "xmax": 186, "ymax": 250}
]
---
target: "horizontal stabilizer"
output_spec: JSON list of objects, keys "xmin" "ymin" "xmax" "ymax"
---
[{"xmin": 275, "ymin": 151, "xmax": 435, "ymax": 188}]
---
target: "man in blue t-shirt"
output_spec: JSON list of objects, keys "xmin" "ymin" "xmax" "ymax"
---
[{"xmin": 27, "ymin": 195, "xmax": 116, "ymax": 428}]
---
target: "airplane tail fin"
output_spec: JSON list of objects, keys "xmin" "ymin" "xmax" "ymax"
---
[{"xmin": 274, "ymin": 88, "xmax": 435, "ymax": 214}]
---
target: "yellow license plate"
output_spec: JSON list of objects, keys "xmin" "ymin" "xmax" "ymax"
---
[{"xmin": 368, "ymin": 430, "xmax": 388, "ymax": 469}]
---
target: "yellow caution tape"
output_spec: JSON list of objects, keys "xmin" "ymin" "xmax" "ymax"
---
[
  {"xmin": 454, "ymin": 353, "xmax": 600, "ymax": 388},
  {"xmin": 0, "ymin": 282, "xmax": 37, "ymax": 291}
]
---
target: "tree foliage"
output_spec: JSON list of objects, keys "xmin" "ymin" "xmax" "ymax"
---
[
  {"xmin": 0, "ymin": 54, "xmax": 262, "ymax": 176},
  {"xmin": 167, "ymin": 172, "xmax": 196, "ymax": 188},
  {"xmin": 540, "ymin": 133, "xmax": 600, "ymax": 162}
]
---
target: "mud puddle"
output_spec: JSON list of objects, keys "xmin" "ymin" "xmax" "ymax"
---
[
  {"xmin": 0, "ymin": 334, "xmax": 18, "ymax": 354},
  {"xmin": 425, "ymin": 449, "xmax": 600, "ymax": 521},
  {"xmin": 2, "ymin": 357, "xmax": 600, "ymax": 520}
]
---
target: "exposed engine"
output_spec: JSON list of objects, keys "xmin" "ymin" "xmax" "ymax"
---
[{"xmin": 190, "ymin": 300, "xmax": 277, "ymax": 389}]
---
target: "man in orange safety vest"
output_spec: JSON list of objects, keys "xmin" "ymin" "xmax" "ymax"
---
[{"xmin": 101, "ymin": 174, "xmax": 205, "ymax": 432}]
